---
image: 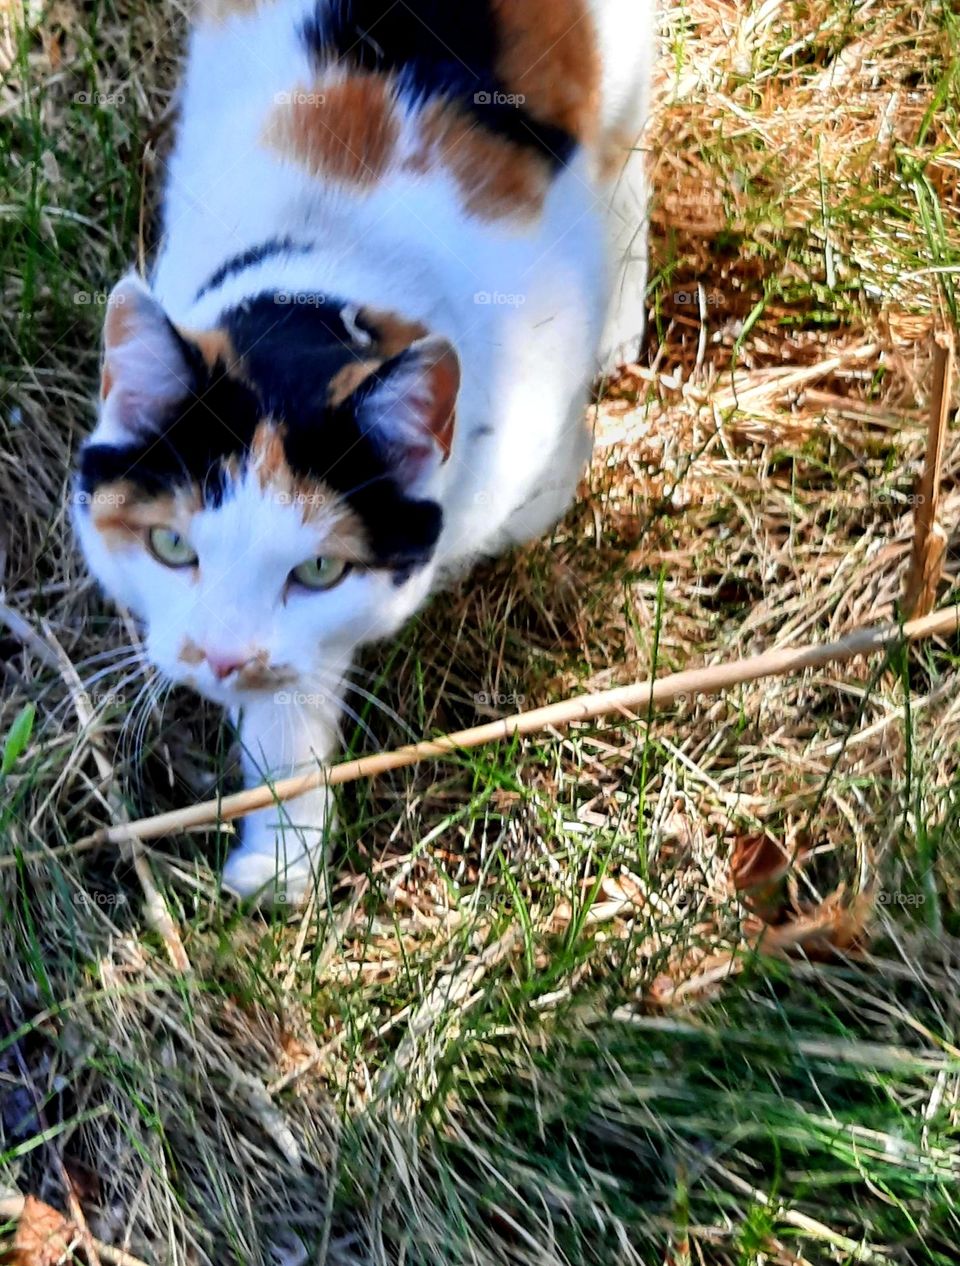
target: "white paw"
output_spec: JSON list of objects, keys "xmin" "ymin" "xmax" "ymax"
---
[{"xmin": 221, "ymin": 813, "xmax": 328, "ymax": 908}]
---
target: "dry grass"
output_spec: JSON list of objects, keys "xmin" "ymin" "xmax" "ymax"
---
[{"xmin": 1, "ymin": 0, "xmax": 960, "ymax": 1263}]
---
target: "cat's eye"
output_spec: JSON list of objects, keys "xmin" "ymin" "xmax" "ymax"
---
[
  {"xmin": 149, "ymin": 526, "xmax": 198, "ymax": 568},
  {"xmin": 290, "ymin": 556, "xmax": 350, "ymax": 591}
]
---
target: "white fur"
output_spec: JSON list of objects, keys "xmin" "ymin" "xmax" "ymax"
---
[{"xmin": 79, "ymin": 0, "xmax": 655, "ymax": 903}]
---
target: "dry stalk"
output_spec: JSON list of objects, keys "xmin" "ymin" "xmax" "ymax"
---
[
  {"xmin": 705, "ymin": 1161, "xmax": 890, "ymax": 1264},
  {"xmin": 904, "ymin": 334, "xmax": 954, "ymax": 617},
  {"xmin": 0, "ymin": 598, "xmax": 62, "ymax": 672},
  {"xmin": 57, "ymin": 603, "xmax": 960, "ymax": 853}
]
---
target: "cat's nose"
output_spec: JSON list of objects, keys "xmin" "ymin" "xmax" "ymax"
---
[{"xmin": 205, "ymin": 650, "xmax": 252, "ymax": 681}]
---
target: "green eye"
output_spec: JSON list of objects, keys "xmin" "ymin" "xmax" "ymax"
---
[
  {"xmin": 149, "ymin": 526, "xmax": 198, "ymax": 568},
  {"xmin": 290, "ymin": 556, "xmax": 350, "ymax": 591}
]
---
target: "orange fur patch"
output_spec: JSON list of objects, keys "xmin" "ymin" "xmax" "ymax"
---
[
  {"xmin": 235, "ymin": 655, "xmax": 298, "ymax": 691},
  {"xmin": 489, "ymin": 0, "xmax": 601, "ymax": 144},
  {"xmin": 101, "ymin": 290, "xmax": 142, "ymax": 401},
  {"xmin": 410, "ymin": 102, "xmax": 549, "ymax": 220},
  {"xmin": 100, "ymin": 293, "xmax": 135, "ymax": 399},
  {"xmin": 265, "ymin": 76, "xmax": 399, "ymax": 188},
  {"xmin": 180, "ymin": 326, "xmax": 242, "ymax": 374},
  {"xmin": 249, "ymin": 422, "xmax": 375, "ymax": 561},
  {"xmin": 326, "ymin": 312, "xmax": 433, "ymax": 401},
  {"xmin": 103, "ymin": 292, "xmax": 137, "ymax": 351},
  {"xmin": 89, "ymin": 481, "xmax": 200, "ymax": 553},
  {"xmin": 178, "ymin": 637, "xmax": 206, "ymax": 666},
  {"xmin": 327, "ymin": 359, "xmax": 383, "ymax": 407},
  {"xmin": 250, "ymin": 421, "xmax": 289, "ymax": 487},
  {"xmin": 359, "ymin": 310, "xmax": 429, "ymax": 359}
]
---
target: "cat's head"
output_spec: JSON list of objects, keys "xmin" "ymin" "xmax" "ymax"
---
[{"xmin": 75, "ymin": 273, "xmax": 461, "ymax": 705}]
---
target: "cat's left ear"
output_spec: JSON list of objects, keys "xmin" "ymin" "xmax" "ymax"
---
[
  {"xmin": 354, "ymin": 336, "xmax": 461, "ymax": 488},
  {"xmin": 94, "ymin": 272, "xmax": 196, "ymax": 445}
]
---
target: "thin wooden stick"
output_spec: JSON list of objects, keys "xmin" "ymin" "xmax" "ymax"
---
[
  {"xmin": 904, "ymin": 334, "xmax": 954, "ymax": 617},
  {"xmin": 54, "ymin": 603, "xmax": 958, "ymax": 853}
]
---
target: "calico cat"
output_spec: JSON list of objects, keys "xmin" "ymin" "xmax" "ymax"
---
[{"xmin": 74, "ymin": 0, "xmax": 653, "ymax": 903}]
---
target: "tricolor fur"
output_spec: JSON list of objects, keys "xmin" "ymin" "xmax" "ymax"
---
[{"xmin": 75, "ymin": 0, "xmax": 654, "ymax": 902}]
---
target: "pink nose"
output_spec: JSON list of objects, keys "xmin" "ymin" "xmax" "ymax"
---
[{"xmin": 205, "ymin": 650, "xmax": 251, "ymax": 681}]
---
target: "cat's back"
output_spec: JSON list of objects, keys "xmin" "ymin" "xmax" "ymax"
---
[
  {"xmin": 172, "ymin": 0, "xmax": 610, "ymax": 219},
  {"xmin": 192, "ymin": 0, "xmax": 603, "ymax": 138},
  {"xmin": 158, "ymin": 0, "xmax": 651, "ymax": 321}
]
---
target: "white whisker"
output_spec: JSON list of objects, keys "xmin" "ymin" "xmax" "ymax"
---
[{"xmin": 300, "ymin": 668, "xmax": 415, "ymax": 744}]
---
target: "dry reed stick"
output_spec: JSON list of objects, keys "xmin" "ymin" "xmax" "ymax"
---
[
  {"xmin": 63, "ymin": 603, "xmax": 960, "ymax": 852},
  {"xmin": 904, "ymin": 335, "xmax": 954, "ymax": 618}
]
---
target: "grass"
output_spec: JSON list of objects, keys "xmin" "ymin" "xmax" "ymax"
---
[{"xmin": 1, "ymin": 0, "xmax": 960, "ymax": 1262}]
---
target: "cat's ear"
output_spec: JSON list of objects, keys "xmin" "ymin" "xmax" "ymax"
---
[
  {"xmin": 95, "ymin": 273, "xmax": 195, "ymax": 444},
  {"xmin": 354, "ymin": 336, "xmax": 461, "ymax": 488}
]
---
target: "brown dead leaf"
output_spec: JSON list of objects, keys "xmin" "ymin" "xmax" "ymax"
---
[
  {"xmin": 885, "ymin": 309, "xmax": 935, "ymax": 347},
  {"xmin": 730, "ymin": 831, "xmax": 811, "ymax": 924},
  {"xmin": 37, "ymin": 23, "xmax": 63, "ymax": 71},
  {"xmin": 647, "ymin": 890, "xmax": 874, "ymax": 1006},
  {"xmin": 731, "ymin": 832, "xmax": 796, "ymax": 892},
  {"xmin": 765, "ymin": 890, "xmax": 874, "ymax": 957},
  {"xmin": 7, "ymin": 1196, "xmax": 74, "ymax": 1266}
]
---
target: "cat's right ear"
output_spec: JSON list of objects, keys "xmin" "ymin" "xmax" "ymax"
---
[{"xmin": 93, "ymin": 273, "xmax": 195, "ymax": 445}]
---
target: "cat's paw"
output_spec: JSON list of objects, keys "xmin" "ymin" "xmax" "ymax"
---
[{"xmin": 221, "ymin": 815, "xmax": 327, "ymax": 908}]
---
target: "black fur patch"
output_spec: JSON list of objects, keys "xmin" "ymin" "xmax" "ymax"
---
[
  {"xmin": 302, "ymin": 0, "xmax": 577, "ymax": 168},
  {"xmin": 80, "ymin": 333, "xmax": 261, "ymax": 509},
  {"xmin": 193, "ymin": 237, "xmax": 317, "ymax": 302},
  {"xmin": 79, "ymin": 295, "xmax": 443, "ymax": 568}
]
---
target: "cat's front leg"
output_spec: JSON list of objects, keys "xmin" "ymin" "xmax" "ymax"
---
[{"xmin": 221, "ymin": 685, "xmax": 343, "ymax": 906}]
